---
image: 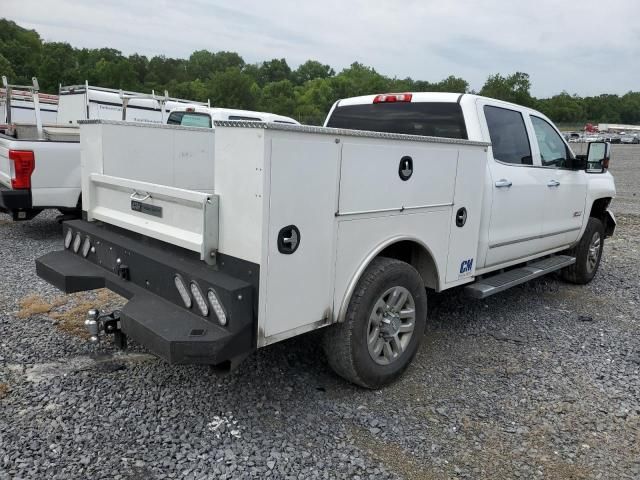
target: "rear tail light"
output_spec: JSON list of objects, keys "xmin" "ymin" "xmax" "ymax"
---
[
  {"xmin": 373, "ymin": 93, "xmax": 412, "ymax": 104},
  {"xmin": 9, "ymin": 150, "xmax": 35, "ymax": 189},
  {"xmin": 603, "ymin": 156, "xmax": 610, "ymax": 169}
]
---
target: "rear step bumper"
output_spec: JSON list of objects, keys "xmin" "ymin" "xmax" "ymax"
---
[
  {"xmin": 36, "ymin": 220, "xmax": 256, "ymax": 366},
  {"xmin": 465, "ymin": 255, "xmax": 576, "ymax": 299},
  {"xmin": 0, "ymin": 184, "xmax": 39, "ymax": 220}
]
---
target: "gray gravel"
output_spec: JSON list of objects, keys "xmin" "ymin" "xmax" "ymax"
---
[{"xmin": 1, "ymin": 147, "xmax": 639, "ymax": 479}]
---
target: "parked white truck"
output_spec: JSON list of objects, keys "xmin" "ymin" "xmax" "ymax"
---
[
  {"xmin": 0, "ymin": 82, "xmax": 297, "ymax": 220},
  {"xmin": 36, "ymin": 92, "xmax": 616, "ymax": 388}
]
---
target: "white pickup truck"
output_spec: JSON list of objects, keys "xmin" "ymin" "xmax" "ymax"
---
[
  {"xmin": 36, "ymin": 92, "xmax": 616, "ymax": 388},
  {"xmin": 0, "ymin": 90, "xmax": 297, "ymax": 220}
]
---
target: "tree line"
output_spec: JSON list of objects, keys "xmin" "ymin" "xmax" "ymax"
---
[{"xmin": 1, "ymin": 18, "xmax": 638, "ymax": 126}]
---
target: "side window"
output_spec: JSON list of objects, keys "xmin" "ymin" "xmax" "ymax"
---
[
  {"xmin": 484, "ymin": 105, "xmax": 532, "ymax": 165},
  {"xmin": 530, "ymin": 116, "xmax": 569, "ymax": 168}
]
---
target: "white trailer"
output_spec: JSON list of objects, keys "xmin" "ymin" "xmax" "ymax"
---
[{"xmin": 36, "ymin": 92, "xmax": 616, "ymax": 388}]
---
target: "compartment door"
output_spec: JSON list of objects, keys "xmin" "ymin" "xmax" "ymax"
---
[
  {"xmin": 263, "ymin": 137, "xmax": 340, "ymax": 339},
  {"xmin": 445, "ymin": 147, "xmax": 488, "ymax": 283}
]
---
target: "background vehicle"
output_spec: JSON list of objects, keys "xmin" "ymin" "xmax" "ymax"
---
[
  {"xmin": 36, "ymin": 92, "xmax": 616, "ymax": 388},
  {"xmin": 0, "ymin": 80, "xmax": 211, "ymax": 221},
  {"xmin": 166, "ymin": 105, "xmax": 299, "ymax": 127}
]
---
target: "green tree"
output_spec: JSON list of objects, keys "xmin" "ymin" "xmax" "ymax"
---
[
  {"xmin": 537, "ymin": 92, "xmax": 585, "ymax": 123},
  {"xmin": 293, "ymin": 60, "xmax": 334, "ymax": 85},
  {"xmin": 259, "ymin": 79, "xmax": 296, "ymax": 116},
  {"xmin": 257, "ymin": 58, "xmax": 292, "ymax": 86},
  {"xmin": 294, "ymin": 78, "xmax": 335, "ymax": 125},
  {"xmin": 480, "ymin": 72, "xmax": 534, "ymax": 107},
  {"xmin": 37, "ymin": 42, "xmax": 79, "ymax": 91},
  {"xmin": 331, "ymin": 62, "xmax": 388, "ymax": 98},
  {"xmin": 0, "ymin": 53, "xmax": 15, "ymax": 80},
  {"xmin": 206, "ymin": 67, "xmax": 259, "ymax": 109}
]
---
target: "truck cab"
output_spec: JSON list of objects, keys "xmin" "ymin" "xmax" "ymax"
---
[
  {"xmin": 35, "ymin": 92, "xmax": 615, "ymax": 388},
  {"xmin": 325, "ymin": 92, "xmax": 616, "ymax": 275}
]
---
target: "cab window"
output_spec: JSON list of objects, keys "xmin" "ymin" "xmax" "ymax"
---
[
  {"xmin": 167, "ymin": 111, "xmax": 212, "ymax": 128},
  {"xmin": 530, "ymin": 115, "xmax": 569, "ymax": 168},
  {"xmin": 484, "ymin": 105, "xmax": 532, "ymax": 165}
]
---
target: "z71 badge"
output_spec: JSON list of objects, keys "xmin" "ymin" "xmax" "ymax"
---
[{"xmin": 131, "ymin": 200, "xmax": 163, "ymax": 218}]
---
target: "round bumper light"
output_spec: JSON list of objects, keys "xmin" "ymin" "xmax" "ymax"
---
[
  {"xmin": 174, "ymin": 274, "xmax": 192, "ymax": 309},
  {"xmin": 207, "ymin": 289, "xmax": 227, "ymax": 326},
  {"xmin": 72, "ymin": 233, "xmax": 82, "ymax": 253},
  {"xmin": 190, "ymin": 282, "xmax": 209, "ymax": 317},
  {"xmin": 64, "ymin": 229, "xmax": 73, "ymax": 249}
]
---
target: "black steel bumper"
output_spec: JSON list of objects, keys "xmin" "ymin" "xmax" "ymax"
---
[
  {"xmin": 0, "ymin": 184, "xmax": 38, "ymax": 220},
  {"xmin": 36, "ymin": 220, "xmax": 257, "ymax": 366}
]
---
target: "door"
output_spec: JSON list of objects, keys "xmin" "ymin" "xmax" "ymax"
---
[
  {"xmin": 529, "ymin": 115, "xmax": 588, "ymax": 250},
  {"xmin": 480, "ymin": 103, "xmax": 548, "ymax": 267}
]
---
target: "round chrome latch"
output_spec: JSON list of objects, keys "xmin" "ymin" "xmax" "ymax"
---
[{"xmin": 456, "ymin": 207, "xmax": 468, "ymax": 228}]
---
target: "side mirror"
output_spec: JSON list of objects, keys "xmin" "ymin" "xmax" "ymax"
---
[{"xmin": 586, "ymin": 141, "xmax": 610, "ymax": 173}]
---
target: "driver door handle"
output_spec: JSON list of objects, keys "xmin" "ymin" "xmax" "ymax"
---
[
  {"xmin": 547, "ymin": 180, "xmax": 561, "ymax": 187},
  {"xmin": 495, "ymin": 179, "xmax": 512, "ymax": 188}
]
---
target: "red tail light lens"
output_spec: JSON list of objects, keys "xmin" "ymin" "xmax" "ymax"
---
[
  {"xmin": 9, "ymin": 150, "xmax": 35, "ymax": 189},
  {"xmin": 373, "ymin": 93, "xmax": 413, "ymax": 104}
]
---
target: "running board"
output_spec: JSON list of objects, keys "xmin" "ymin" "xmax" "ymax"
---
[{"xmin": 465, "ymin": 255, "xmax": 576, "ymax": 299}]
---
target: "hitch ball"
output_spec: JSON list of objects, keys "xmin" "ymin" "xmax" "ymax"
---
[{"xmin": 85, "ymin": 308, "xmax": 100, "ymax": 343}]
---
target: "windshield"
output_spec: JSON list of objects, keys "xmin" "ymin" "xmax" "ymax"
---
[
  {"xmin": 325, "ymin": 102, "xmax": 467, "ymax": 139},
  {"xmin": 167, "ymin": 111, "xmax": 212, "ymax": 128}
]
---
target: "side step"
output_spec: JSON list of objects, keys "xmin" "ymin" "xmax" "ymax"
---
[{"xmin": 465, "ymin": 255, "xmax": 576, "ymax": 299}]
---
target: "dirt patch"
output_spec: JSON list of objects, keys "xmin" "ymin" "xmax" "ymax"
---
[
  {"xmin": 16, "ymin": 294, "xmax": 65, "ymax": 319},
  {"xmin": 0, "ymin": 383, "xmax": 9, "ymax": 399},
  {"xmin": 17, "ymin": 289, "xmax": 125, "ymax": 338},
  {"xmin": 349, "ymin": 426, "xmax": 443, "ymax": 480},
  {"xmin": 50, "ymin": 289, "xmax": 125, "ymax": 338}
]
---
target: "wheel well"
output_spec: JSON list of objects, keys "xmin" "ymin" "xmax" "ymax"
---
[
  {"xmin": 378, "ymin": 240, "xmax": 438, "ymax": 290},
  {"xmin": 589, "ymin": 197, "xmax": 611, "ymax": 221},
  {"xmin": 589, "ymin": 197, "xmax": 614, "ymax": 236}
]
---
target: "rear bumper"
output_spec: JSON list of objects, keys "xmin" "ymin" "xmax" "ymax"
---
[
  {"xmin": 36, "ymin": 220, "xmax": 257, "ymax": 365},
  {"xmin": 0, "ymin": 184, "xmax": 36, "ymax": 219}
]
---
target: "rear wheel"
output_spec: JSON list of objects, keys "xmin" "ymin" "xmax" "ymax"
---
[
  {"xmin": 560, "ymin": 217, "xmax": 605, "ymax": 284},
  {"xmin": 323, "ymin": 257, "xmax": 427, "ymax": 389}
]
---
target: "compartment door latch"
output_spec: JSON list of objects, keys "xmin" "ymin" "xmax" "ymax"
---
[{"xmin": 277, "ymin": 225, "xmax": 301, "ymax": 254}]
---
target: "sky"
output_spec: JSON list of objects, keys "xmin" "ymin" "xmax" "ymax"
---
[{"xmin": 4, "ymin": 0, "xmax": 639, "ymax": 97}]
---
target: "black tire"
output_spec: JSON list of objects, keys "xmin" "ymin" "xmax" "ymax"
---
[
  {"xmin": 322, "ymin": 257, "xmax": 427, "ymax": 389},
  {"xmin": 560, "ymin": 217, "xmax": 605, "ymax": 284}
]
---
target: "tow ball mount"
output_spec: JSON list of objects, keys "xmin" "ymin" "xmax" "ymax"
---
[{"xmin": 85, "ymin": 308, "xmax": 128, "ymax": 349}]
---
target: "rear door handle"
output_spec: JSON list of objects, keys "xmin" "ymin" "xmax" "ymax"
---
[
  {"xmin": 547, "ymin": 180, "xmax": 560, "ymax": 187},
  {"xmin": 495, "ymin": 179, "xmax": 512, "ymax": 188}
]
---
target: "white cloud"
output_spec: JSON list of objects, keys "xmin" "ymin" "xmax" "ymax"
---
[{"xmin": 4, "ymin": 0, "xmax": 639, "ymax": 96}]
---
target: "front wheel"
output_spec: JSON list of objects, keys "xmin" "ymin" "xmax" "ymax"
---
[
  {"xmin": 560, "ymin": 217, "xmax": 605, "ymax": 284},
  {"xmin": 322, "ymin": 257, "xmax": 427, "ymax": 389}
]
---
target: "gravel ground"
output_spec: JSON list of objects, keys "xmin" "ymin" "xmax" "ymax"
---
[{"xmin": 1, "ymin": 147, "xmax": 639, "ymax": 479}]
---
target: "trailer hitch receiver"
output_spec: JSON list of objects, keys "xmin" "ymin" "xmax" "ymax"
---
[{"xmin": 84, "ymin": 308, "xmax": 127, "ymax": 349}]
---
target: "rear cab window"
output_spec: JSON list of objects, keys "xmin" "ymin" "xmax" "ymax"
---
[
  {"xmin": 167, "ymin": 111, "xmax": 212, "ymax": 128},
  {"xmin": 325, "ymin": 102, "xmax": 468, "ymax": 140}
]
